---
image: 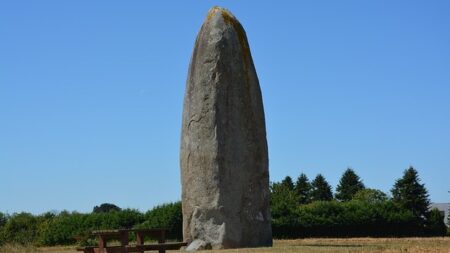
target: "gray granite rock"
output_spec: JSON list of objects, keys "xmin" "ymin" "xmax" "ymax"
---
[{"xmin": 180, "ymin": 6, "xmax": 272, "ymax": 250}]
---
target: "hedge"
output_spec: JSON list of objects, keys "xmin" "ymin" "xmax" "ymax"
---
[
  {"xmin": 0, "ymin": 200, "xmax": 447, "ymax": 246},
  {"xmin": 272, "ymin": 200, "xmax": 426, "ymax": 238}
]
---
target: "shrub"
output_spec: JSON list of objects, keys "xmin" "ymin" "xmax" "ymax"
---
[
  {"xmin": 1, "ymin": 213, "xmax": 38, "ymax": 245},
  {"xmin": 0, "ymin": 212, "xmax": 7, "ymax": 246},
  {"xmin": 352, "ymin": 188, "xmax": 388, "ymax": 203},
  {"xmin": 270, "ymin": 180, "xmax": 301, "ymax": 238},
  {"xmin": 39, "ymin": 209, "xmax": 144, "ymax": 246},
  {"xmin": 138, "ymin": 202, "xmax": 182, "ymax": 241},
  {"xmin": 270, "ymin": 182, "xmax": 298, "ymax": 219},
  {"xmin": 38, "ymin": 211, "xmax": 87, "ymax": 246},
  {"xmin": 0, "ymin": 212, "xmax": 6, "ymax": 227},
  {"xmin": 426, "ymin": 208, "xmax": 447, "ymax": 236}
]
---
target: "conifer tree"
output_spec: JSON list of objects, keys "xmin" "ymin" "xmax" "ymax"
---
[
  {"xmin": 295, "ymin": 173, "xmax": 312, "ymax": 204},
  {"xmin": 335, "ymin": 168, "xmax": 365, "ymax": 201},
  {"xmin": 281, "ymin": 176, "xmax": 295, "ymax": 191},
  {"xmin": 310, "ymin": 174, "xmax": 333, "ymax": 201},
  {"xmin": 391, "ymin": 167, "xmax": 430, "ymax": 221}
]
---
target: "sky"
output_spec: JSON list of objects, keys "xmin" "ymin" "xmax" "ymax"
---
[{"xmin": 1, "ymin": 1, "xmax": 449, "ymax": 214}]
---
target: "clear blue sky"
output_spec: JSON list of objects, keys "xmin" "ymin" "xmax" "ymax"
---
[{"xmin": 1, "ymin": 1, "xmax": 449, "ymax": 214}]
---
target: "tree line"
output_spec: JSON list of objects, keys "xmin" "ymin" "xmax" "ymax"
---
[
  {"xmin": 0, "ymin": 202, "xmax": 182, "ymax": 246},
  {"xmin": 270, "ymin": 166, "xmax": 448, "ymax": 237},
  {"xmin": 0, "ymin": 167, "xmax": 448, "ymax": 247}
]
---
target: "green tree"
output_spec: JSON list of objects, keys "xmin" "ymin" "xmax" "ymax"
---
[
  {"xmin": 391, "ymin": 167, "xmax": 430, "ymax": 221},
  {"xmin": 310, "ymin": 174, "xmax": 333, "ymax": 201},
  {"xmin": 92, "ymin": 203, "xmax": 121, "ymax": 213},
  {"xmin": 352, "ymin": 188, "xmax": 388, "ymax": 203},
  {"xmin": 270, "ymin": 181, "xmax": 298, "ymax": 217},
  {"xmin": 281, "ymin": 176, "xmax": 295, "ymax": 191},
  {"xmin": 0, "ymin": 212, "xmax": 6, "ymax": 246},
  {"xmin": 0, "ymin": 212, "xmax": 6, "ymax": 227},
  {"xmin": 270, "ymin": 181, "xmax": 299, "ymax": 237},
  {"xmin": 39, "ymin": 209, "xmax": 144, "ymax": 246},
  {"xmin": 426, "ymin": 208, "xmax": 447, "ymax": 236},
  {"xmin": 335, "ymin": 168, "xmax": 365, "ymax": 201},
  {"xmin": 1, "ymin": 212, "xmax": 38, "ymax": 245},
  {"xmin": 295, "ymin": 173, "xmax": 311, "ymax": 204}
]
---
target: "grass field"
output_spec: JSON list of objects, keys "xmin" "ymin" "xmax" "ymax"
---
[{"xmin": 2, "ymin": 237, "xmax": 450, "ymax": 253}]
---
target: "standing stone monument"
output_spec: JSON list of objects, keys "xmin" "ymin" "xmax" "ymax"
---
[{"xmin": 180, "ymin": 6, "xmax": 272, "ymax": 250}]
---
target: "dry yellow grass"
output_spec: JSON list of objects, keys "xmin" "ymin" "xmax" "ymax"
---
[{"xmin": 2, "ymin": 237, "xmax": 450, "ymax": 253}]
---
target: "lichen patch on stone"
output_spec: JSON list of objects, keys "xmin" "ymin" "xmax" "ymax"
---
[{"xmin": 206, "ymin": 6, "xmax": 220, "ymax": 21}]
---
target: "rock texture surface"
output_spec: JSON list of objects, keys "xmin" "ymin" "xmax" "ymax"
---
[{"xmin": 180, "ymin": 6, "xmax": 272, "ymax": 250}]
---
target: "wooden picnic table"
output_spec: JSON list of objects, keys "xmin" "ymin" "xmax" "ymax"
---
[{"xmin": 76, "ymin": 228, "xmax": 187, "ymax": 253}]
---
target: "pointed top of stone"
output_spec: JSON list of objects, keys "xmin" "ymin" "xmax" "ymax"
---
[
  {"xmin": 202, "ymin": 6, "xmax": 245, "ymax": 36},
  {"xmin": 198, "ymin": 6, "xmax": 252, "ymax": 72},
  {"xmin": 206, "ymin": 6, "xmax": 238, "ymax": 23}
]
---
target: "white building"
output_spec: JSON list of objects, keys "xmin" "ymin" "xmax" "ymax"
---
[{"xmin": 429, "ymin": 203, "xmax": 450, "ymax": 227}]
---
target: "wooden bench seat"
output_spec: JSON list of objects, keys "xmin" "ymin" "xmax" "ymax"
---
[
  {"xmin": 75, "ymin": 228, "xmax": 187, "ymax": 253},
  {"xmin": 126, "ymin": 241, "xmax": 188, "ymax": 251},
  {"xmin": 76, "ymin": 246, "xmax": 95, "ymax": 253},
  {"xmin": 76, "ymin": 245, "xmax": 124, "ymax": 253},
  {"xmin": 77, "ymin": 242, "xmax": 187, "ymax": 253}
]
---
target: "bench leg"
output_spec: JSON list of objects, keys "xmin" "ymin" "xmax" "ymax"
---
[
  {"xmin": 136, "ymin": 233, "xmax": 144, "ymax": 253},
  {"xmin": 120, "ymin": 232, "xmax": 129, "ymax": 253},
  {"xmin": 158, "ymin": 230, "xmax": 166, "ymax": 253},
  {"xmin": 98, "ymin": 237, "xmax": 106, "ymax": 253}
]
